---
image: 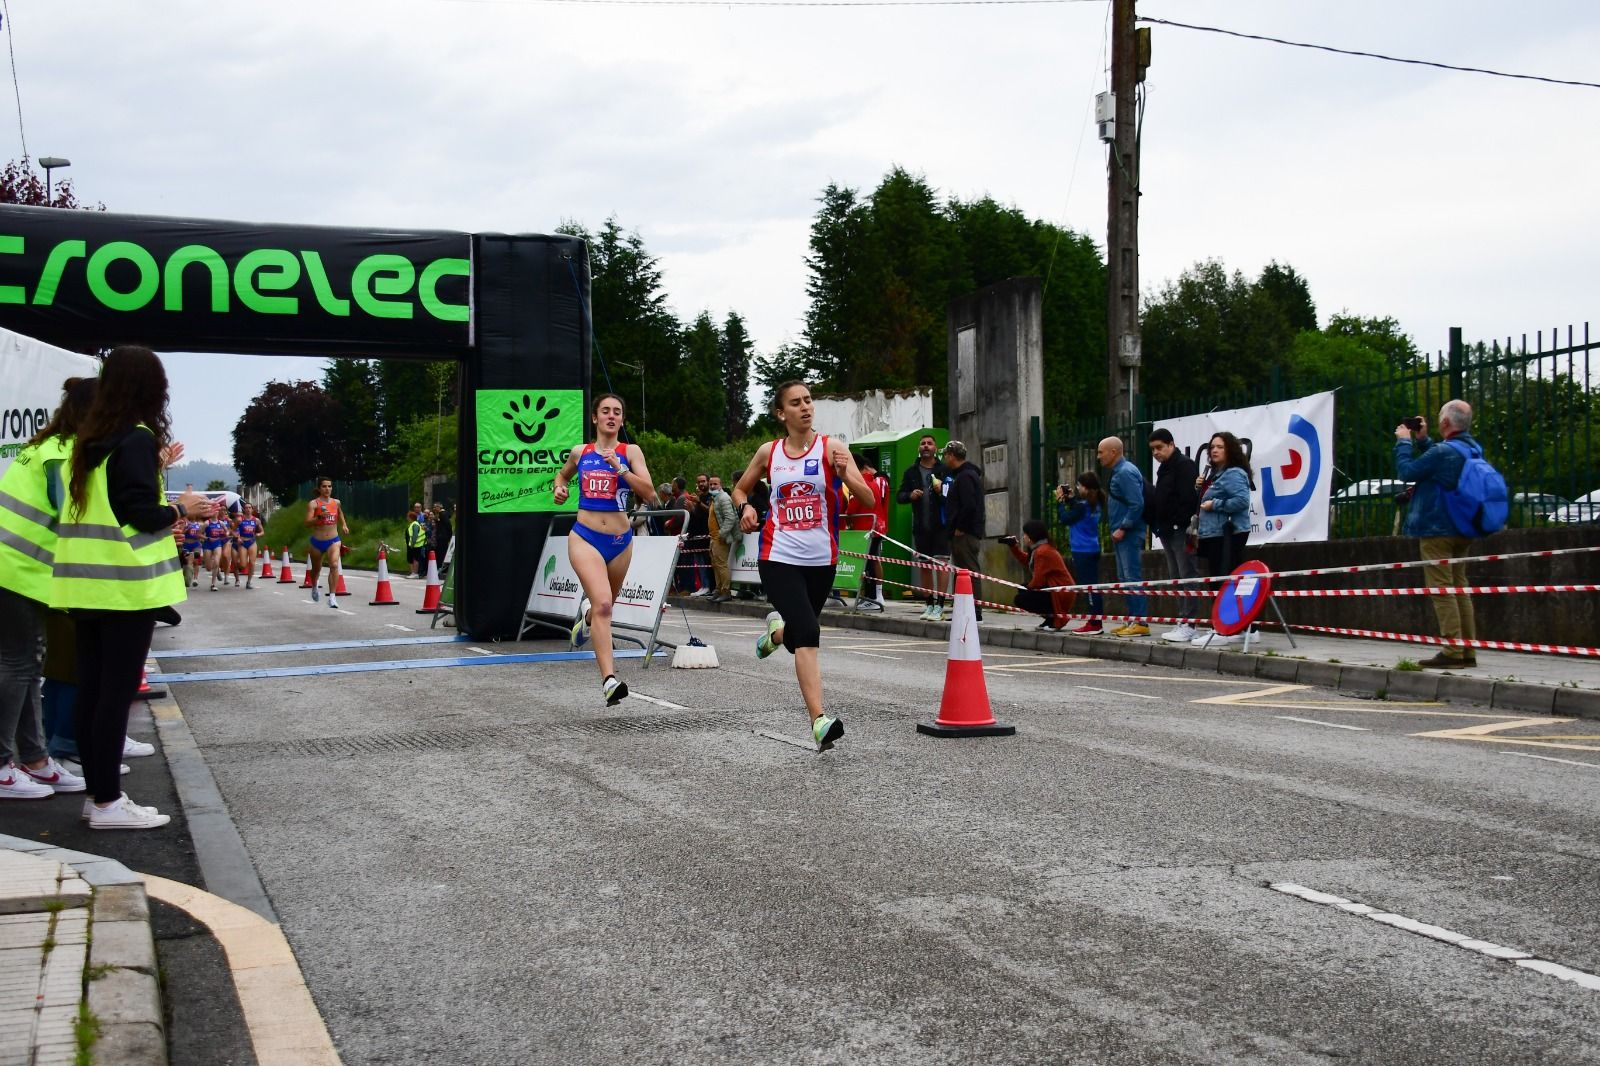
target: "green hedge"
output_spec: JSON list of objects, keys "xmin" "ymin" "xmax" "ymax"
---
[{"xmin": 260, "ymin": 502, "xmax": 411, "ymax": 571}]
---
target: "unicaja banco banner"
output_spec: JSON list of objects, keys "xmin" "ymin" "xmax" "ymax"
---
[
  {"xmin": 475, "ymin": 389, "xmax": 582, "ymax": 514},
  {"xmin": 1154, "ymin": 391, "xmax": 1336, "ymax": 545},
  {"xmin": 0, "ymin": 206, "xmax": 471, "ymax": 357}
]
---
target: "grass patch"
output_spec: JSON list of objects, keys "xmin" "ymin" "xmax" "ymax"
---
[
  {"xmin": 260, "ymin": 502, "xmax": 410, "ymax": 572},
  {"xmin": 1394, "ymin": 658, "xmax": 1422, "ymax": 672},
  {"xmin": 84, "ymin": 962, "xmax": 116, "ymax": 982},
  {"xmin": 1327, "ymin": 658, "xmax": 1341, "ymax": 664},
  {"xmin": 74, "ymin": 1000, "xmax": 101, "ymax": 1066}
]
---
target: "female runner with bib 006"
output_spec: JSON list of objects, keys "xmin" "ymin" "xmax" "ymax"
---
[
  {"xmin": 731, "ymin": 381, "xmax": 874, "ymax": 752},
  {"xmin": 552, "ymin": 394, "xmax": 657, "ymax": 707}
]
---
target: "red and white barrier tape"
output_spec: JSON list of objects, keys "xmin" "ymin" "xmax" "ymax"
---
[
  {"xmin": 1129, "ymin": 583, "xmax": 1600, "ymax": 598},
  {"xmin": 1256, "ymin": 623, "xmax": 1600, "ymax": 659}
]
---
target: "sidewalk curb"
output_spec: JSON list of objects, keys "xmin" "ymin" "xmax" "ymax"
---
[
  {"xmin": 0, "ymin": 833, "xmax": 168, "ymax": 1066},
  {"xmin": 674, "ymin": 596, "xmax": 1600, "ymax": 721}
]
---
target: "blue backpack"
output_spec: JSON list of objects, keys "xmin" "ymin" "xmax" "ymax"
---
[{"xmin": 1441, "ymin": 439, "xmax": 1508, "ymax": 538}]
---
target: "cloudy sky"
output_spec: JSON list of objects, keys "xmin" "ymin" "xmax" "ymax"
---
[{"xmin": 15, "ymin": 0, "xmax": 1600, "ymax": 462}]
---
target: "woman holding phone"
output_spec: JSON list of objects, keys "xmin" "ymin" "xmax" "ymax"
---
[{"xmin": 1193, "ymin": 431, "xmax": 1255, "ymax": 645}]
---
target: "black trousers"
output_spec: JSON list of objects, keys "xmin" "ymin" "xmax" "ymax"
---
[
  {"xmin": 74, "ymin": 611, "xmax": 157, "ymax": 803},
  {"xmin": 757, "ymin": 560, "xmax": 834, "ymax": 651},
  {"xmin": 1014, "ymin": 588, "xmax": 1057, "ymax": 622},
  {"xmin": 1199, "ymin": 531, "xmax": 1250, "ymax": 578},
  {"xmin": 950, "ymin": 533, "xmax": 983, "ymax": 618}
]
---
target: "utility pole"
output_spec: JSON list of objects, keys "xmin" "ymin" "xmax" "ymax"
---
[{"xmin": 1105, "ymin": 0, "xmax": 1148, "ymax": 427}]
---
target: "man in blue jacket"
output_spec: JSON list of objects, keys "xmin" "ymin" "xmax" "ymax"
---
[
  {"xmin": 1394, "ymin": 399, "xmax": 1479, "ymax": 669},
  {"xmin": 1098, "ymin": 436, "xmax": 1148, "ymax": 636}
]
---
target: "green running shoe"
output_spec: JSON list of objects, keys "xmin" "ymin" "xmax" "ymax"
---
[
  {"xmin": 812, "ymin": 714, "xmax": 844, "ymax": 752},
  {"xmin": 755, "ymin": 611, "xmax": 784, "ymax": 659},
  {"xmin": 570, "ymin": 598, "xmax": 592, "ymax": 649}
]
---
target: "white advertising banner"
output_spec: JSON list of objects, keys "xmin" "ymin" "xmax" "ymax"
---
[
  {"xmin": 524, "ymin": 533, "xmax": 679, "ymax": 629},
  {"xmin": 1154, "ymin": 391, "xmax": 1336, "ymax": 545},
  {"xmin": 730, "ymin": 532, "xmax": 761, "ymax": 585},
  {"xmin": 526, "ymin": 534, "xmax": 585, "ymax": 623},
  {"xmin": 0, "ymin": 326, "xmax": 100, "ymax": 472}
]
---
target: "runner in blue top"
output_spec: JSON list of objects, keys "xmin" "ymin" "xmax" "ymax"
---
[
  {"xmin": 181, "ymin": 519, "xmax": 202, "ymax": 588},
  {"xmin": 236, "ymin": 504, "xmax": 263, "ymax": 589},
  {"xmin": 202, "ymin": 514, "xmax": 229, "ymax": 591},
  {"xmin": 552, "ymin": 394, "xmax": 658, "ymax": 706}
]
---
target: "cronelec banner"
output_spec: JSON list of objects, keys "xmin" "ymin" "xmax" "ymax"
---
[
  {"xmin": 0, "ymin": 324, "xmax": 99, "ymax": 472},
  {"xmin": 1154, "ymin": 391, "xmax": 1335, "ymax": 545}
]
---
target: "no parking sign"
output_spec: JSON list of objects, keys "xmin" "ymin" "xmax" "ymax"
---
[{"xmin": 1211, "ymin": 560, "xmax": 1273, "ymax": 636}]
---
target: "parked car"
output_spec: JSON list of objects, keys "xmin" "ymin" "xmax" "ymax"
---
[
  {"xmin": 1548, "ymin": 489, "xmax": 1600, "ymax": 524},
  {"xmin": 1510, "ymin": 492, "xmax": 1570, "ymax": 522},
  {"xmin": 1332, "ymin": 479, "xmax": 1409, "ymax": 501}
]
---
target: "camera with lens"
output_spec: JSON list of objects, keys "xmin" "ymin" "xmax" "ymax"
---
[
  {"xmin": 1401, "ymin": 416, "xmax": 1425, "ymax": 433},
  {"xmin": 998, "ymin": 535, "xmax": 1019, "ymax": 547}
]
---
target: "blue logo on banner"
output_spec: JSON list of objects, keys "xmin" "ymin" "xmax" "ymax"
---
[
  {"xmin": 804, "ymin": 458, "xmax": 820, "ymax": 475},
  {"xmin": 1262, "ymin": 413, "xmax": 1321, "ymax": 517}
]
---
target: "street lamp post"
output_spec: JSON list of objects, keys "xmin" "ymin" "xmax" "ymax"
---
[
  {"xmin": 38, "ymin": 157, "xmax": 70, "ymax": 205},
  {"xmin": 615, "ymin": 360, "xmax": 645, "ymax": 433}
]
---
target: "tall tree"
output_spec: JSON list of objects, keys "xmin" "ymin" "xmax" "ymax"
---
[
  {"xmin": 720, "ymin": 311, "xmax": 754, "ymax": 439},
  {"xmin": 674, "ymin": 312, "xmax": 727, "ymax": 446},
  {"xmin": 1257, "ymin": 261, "xmax": 1318, "ymax": 333},
  {"xmin": 232, "ymin": 381, "xmax": 343, "ymax": 501},
  {"xmin": 321, "ymin": 359, "xmax": 382, "ymax": 478}
]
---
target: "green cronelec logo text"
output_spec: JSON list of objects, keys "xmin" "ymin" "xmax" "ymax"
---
[{"xmin": 0, "ymin": 235, "xmax": 470, "ymax": 321}]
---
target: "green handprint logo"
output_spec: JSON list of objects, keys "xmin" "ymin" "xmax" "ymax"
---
[
  {"xmin": 504, "ymin": 394, "xmax": 562, "ymax": 444},
  {"xmin": 543, "ymin": 555, "xmax": 557, "ymax": 581}
]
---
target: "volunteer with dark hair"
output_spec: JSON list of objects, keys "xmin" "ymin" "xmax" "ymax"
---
[
  {"xmin": 1147, "ymin": 428, "xmax": 1202, "ymax": 644},
  {"xmin": 52, "ymin": 346, "xmax": 214, "ymax": 828},
  {"xmin": 553, "ymin": 393, "xmax": 658, "ymax": 706},
  {"xmin": 0, "ymin": 378, "xmax": 97, "ymax": 800},
  {"xmin": 1055, "ymin": 472, "xmax": 1106, "ymax": 634},
  {"xmin": 1001, "ymin": 520, "xmax": 1075, "ymax": 631},
  {"xmin": 1394, "ymin": 400, "xmax": 1482, "ymax": 669},
  {"xmin": 1192, "ymin": 431, "xmax": 1255, "ymax": 646},
  {"xmin": 305, "ymin": 477, "xmax": 350, "ymax": 607},
  {"xmin": 896, "ymin": 434, "xmax": 950, "ymax": 621},
  {"xmin": 732, "ymin": 381, "xmax": 873, "ymax": 752}
]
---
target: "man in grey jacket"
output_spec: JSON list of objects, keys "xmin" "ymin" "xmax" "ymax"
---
[{"xmin": 707, "ymin": 475, "xmax": 739, "ymax": 603}]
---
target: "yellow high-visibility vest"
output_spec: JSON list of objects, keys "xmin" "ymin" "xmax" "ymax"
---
[{"xmin": 0, "ymin": 435, "xmax": 69, "ymax": 603}]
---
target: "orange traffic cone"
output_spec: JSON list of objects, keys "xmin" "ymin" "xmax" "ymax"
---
[
  {"xmin": 416, "ymin": 551, "xmax": 443, "ymax": 614},
  {"xmin": 369, "ymin": 548, "xmax": 400, "ymax": 606},
  {"xmin": 259, "ymin": 551, "xmax": 273, "ymax": 578},
  {"xmin": 137, "ymin": 671, "xmax": 167, "ymax": 702},
  {"xmin": 335, "ymin": 570, "xmax": 349, "ymax": 595},
  {"xmin": 276, "ymin": 547, "xmax": 295, "ymax": 584},
  {"xmin": 300, "ymin": 566, "xmax": 314, "ymax": 588},
  {"xmin": 916, "ymin": 570, "xmax": 1015, "ymax": 738}
]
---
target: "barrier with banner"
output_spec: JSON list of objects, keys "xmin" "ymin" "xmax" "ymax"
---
[
  {"xmin": 1155, "ymin": 391, "xmax": 1335, "ymax": 545},
  {"xmin": 518, "ymin": 511, "xmax": 686, "ymax": 667},
  {"xmin": 0, "ymin": 325, "xmax": 100, "ymax": 471}
]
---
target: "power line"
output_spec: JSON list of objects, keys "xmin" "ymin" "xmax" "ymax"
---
[
  {"xmin": 436, "ymin": 0, "xmax": 1101, "ymax": 7},
  {"xmin": 1139, "ymin": 16, "xmax": 1600, "ymax": 91},
  {"xmin": 1, "ymin": 1, "xmax": 26, "ymax": 159}
]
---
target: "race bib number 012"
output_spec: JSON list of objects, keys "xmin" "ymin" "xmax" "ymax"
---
[{"xmin": 582, "ymin": 470, "xmax": 618, "ymax": 499}]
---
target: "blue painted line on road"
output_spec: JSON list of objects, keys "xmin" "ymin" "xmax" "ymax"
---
[
  {"xmin": 151, "ymin": 635, "xmax": 470, "ymax": 658},
  {"xmin": 149, "ymin": 648, "xmax": 648, "ymax": 683}
]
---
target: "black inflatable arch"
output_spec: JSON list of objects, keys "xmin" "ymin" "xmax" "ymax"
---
[{"xmin": 0, "ymin": 204, "xmax": 589, "ymax": 639}]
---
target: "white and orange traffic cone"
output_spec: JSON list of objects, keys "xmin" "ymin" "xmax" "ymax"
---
[
  {"xmin": 276, "ymin": 547, "xmax": 295, "ymax": 584},
  {"xmin": 369, "ymin": 548, "xmax": 400, "ymax": 606},
  {"xmin": 137, "ymin": 671, "xmax": 167, "ymax": 702},
  {"xmin": 259, "ymin": 551, "xmax": 273, "ymax": 579},
  {"xmin": 916, "ymin": 570, "xmax": 1015, "ymax": 738},
  {"xmin": 416, "ymin": 551, "xmax": 443, "ymax": 614}
]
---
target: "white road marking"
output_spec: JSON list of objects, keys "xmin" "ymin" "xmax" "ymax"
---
[
  {"xmin": 847, "ymin": 651, "xmax": 901, "ymax": 660},
  {"xmin": 466, "ymin": 646, "xmax": 495, "ymax": 656},
  {"xmin": 386, "ymin": 624, "xmax": 414, "ymax": 632},
  {"xmin": 1271, "ymin": 882, "xmax": 1600, "ymax": 991},
  {"xmin": 1273, "ymin": 716, "xmax": 1371, "ymax": 732},
  {"xmin": 630, "ymin": 693, "xmax": 687, "ymax": 710},
  {"xmin": 1076, "ymin": 685, "xmax": 1162, "ymax": 700},
  {"xmin": 1498, "ymin": 751, "xmax": 1600, "ymax": 769}
]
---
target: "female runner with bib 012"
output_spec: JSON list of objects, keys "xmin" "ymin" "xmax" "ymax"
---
[
  {"xmin": 731, "ymin": 381, "xmax": 874, "ymax": 752},
  {"xmin": 552, "ymin": 394, "xmax": 657, "ymax": 707}
]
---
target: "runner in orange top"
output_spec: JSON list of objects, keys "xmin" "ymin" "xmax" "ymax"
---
[{"xmin": 304, "ymin": 477, "xmax": 351, "ymax": 608}]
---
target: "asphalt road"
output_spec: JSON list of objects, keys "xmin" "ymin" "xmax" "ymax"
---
[{"xmin": 150, "ymin": 572, "xmax": 1600, "ymax": 1065}]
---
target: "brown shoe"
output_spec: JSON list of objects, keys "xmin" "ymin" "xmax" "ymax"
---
[{"xmin": 1418, "ymin": 652, "xmax": 1473, "ymax": 669}]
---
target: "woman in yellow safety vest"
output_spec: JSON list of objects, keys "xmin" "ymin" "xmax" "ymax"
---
[
  {"xmin": 52, "ymin": 346, "xmax": 214, "ymax": 829},
  {"xmin": 0, "ymin": 377, "xmax": 96, "ymax": 801}
]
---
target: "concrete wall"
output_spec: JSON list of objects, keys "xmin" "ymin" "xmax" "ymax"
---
[
  {"xmin": 1074, "ymin": 526, "xmax": 1600, "ymax": 648},
  {"xmin": 946, "ymin": 277, "xmax": 1044, "ymax": 549},
  {"xmin": 812, "ymin": 389, "xmax": 934, "ymax": 448}
]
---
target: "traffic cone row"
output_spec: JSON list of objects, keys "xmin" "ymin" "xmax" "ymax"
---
[
  {"xmin": 917, "ymin": 570, "xmax": 1014, "ymax": 738},
  {"xmin": 416, "ymin": 551, "xmax": 442, "ymax": 614}
]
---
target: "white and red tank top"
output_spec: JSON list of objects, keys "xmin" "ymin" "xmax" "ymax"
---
[
  {"xmin": 576, "ymin": 443, "xmax": 632, "ymax": 512},
  {"xmin": 760, "ymin": 434, "xmax": 841, "ymax": 566}
]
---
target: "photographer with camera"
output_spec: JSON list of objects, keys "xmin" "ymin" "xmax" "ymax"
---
[
  {"xmin": 1001, "ymin": 521, "xmax": 1074, "ymax": 631},
  {"xmin": 1394, "ymin": 400, "xmax": 1485, "ymax": 669}
]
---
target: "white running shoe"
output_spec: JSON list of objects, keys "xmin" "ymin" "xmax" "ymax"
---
[
  {"xmin": 82, "ymin": 793, "xmax": 159, "ymax": 822},
  {"xmin": 691, "ymin": 588, "xmax": 713, "ymax": 598},
  {"xmin": 1162, "ymin": 624, "xmax": 1198, "ymax": 644},
  {"xmin": 20, "ymin": 757, "xmax": 86, "ymax": 793},
  {"xmin": 64, "ymin": 759, "xmax": 129, "ymax": 777},
  {"xmin": 122, "ymin": 736, "xmax": 156, "ymax": 758},
  {"xmin": 1191, "ymin": 631, "xmax": 1237, "ymax": 647},
  {"xmin": 328, "ymin": 594, "xmax": 338, "ymax": 608},
  {"xmin": 89, "ymin": 793, "xmax": 170, "ymax": 830},
  {"xmin": 0, "ymin": 763, "xmax": 54, "ymax": 799},
  {"xmin": 311, "ymin": 586, "xmax": 320, "ymax": 602}
]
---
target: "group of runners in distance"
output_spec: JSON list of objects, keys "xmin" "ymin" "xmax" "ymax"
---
[
  {"xmin": 173, "ymin": 478, "xmax": 348, "ymax": 605},
  {"xmin": 556, "ymin": 382, "xmax": 873, "ymax": 752}
]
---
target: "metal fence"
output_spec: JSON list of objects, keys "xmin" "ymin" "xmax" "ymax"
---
[
  {"xmin": 1033, "ymin": 323, "xmax": 1599, "ymax": 541},
  {"xmin": 293, "ymin": 478, "xmax": 413, "ymax": 520}
]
